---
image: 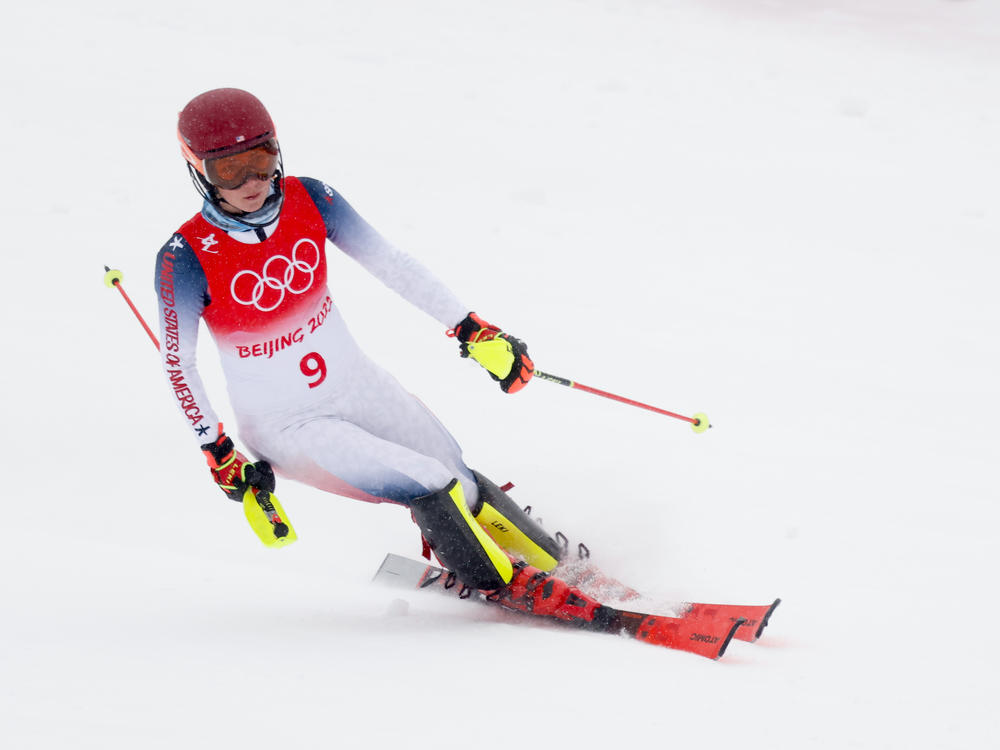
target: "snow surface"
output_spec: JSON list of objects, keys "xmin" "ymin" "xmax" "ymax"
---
[{"xmin": 3, "ymin": 0, "xmax": 998, "ymax": 747}]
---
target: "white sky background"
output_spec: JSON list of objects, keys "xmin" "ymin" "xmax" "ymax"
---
[{"xmin": 2, "ymin": 1, "xmax": 998, "ymax": 748}]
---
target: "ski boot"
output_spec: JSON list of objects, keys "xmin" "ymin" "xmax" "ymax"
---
[{"xmin": 470, "ymin": 471, "xmax": 562, "ymax": 572}]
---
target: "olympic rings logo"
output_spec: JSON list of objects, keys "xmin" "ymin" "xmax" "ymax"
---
[{"xmin": 230, "ymin": 239, "xmax": 321, "ymax": 312}]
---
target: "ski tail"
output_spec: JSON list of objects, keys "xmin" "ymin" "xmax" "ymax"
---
[{"xmin": 374, "ymin": 552, "xmax": 441, "ymax": 587}]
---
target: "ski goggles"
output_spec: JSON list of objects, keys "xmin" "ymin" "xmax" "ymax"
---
[{"xmin": 204, "ymin": 139, "xmax": 280, "ymax": 190}]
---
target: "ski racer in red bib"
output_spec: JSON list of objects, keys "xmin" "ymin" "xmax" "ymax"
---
[{"xmin": 158, "ymin": 88, "xmax": 610, "ymax": 623}]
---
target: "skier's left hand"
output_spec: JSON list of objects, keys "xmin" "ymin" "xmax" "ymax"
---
[{"xmin": 452, "ymin": 312, "xmax": 534, "ymax": 393}]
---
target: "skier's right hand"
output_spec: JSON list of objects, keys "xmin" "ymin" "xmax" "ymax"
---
[
  {"xmin": 200, "ymin": 430, "xmax": 276, "ymax": 501},
  {"xmin": 452, "ymin": 312, "xmax": 534, "ymax": 394}
]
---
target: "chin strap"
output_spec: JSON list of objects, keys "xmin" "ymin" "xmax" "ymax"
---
[{"xmin": 201, "ymin": 177, "xmax": 285, "ymax": 232}]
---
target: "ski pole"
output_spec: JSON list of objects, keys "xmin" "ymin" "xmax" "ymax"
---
[
  {"xmin": 533, "ymin": 369, "xmax": 711, "ymax": 433},
  {"xmin": 103, "ymin": 265, "xmax": 297, "ymax": 547},
  {"xmin": 103, "ymin": 266, "xmax": 160, "ymax": 351}
]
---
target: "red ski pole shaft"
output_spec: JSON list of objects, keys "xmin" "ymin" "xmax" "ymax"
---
[
  {"xmin": 103, "ymin": 266, "xmax": 300, "ymax": 548},
  {"xmin": 104, "ymin": 266, "xmax": 160, "ymax": 351},
  {"xmin": 533, "ymin": 369, "xmax": 711, "ymax": 433}
]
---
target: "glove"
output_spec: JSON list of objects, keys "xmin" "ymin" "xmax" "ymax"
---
[
  {"xmin": 200, "ymin": 430, "xmax": 276, "ymax": 501},
  {"xmin": 452, "ymin": 312, "xmax": 534, "ymax": 394}
]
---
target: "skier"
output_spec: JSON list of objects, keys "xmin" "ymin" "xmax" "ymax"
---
[{"xmin": 157, "ymin": 88, "xmax": 605, "ymax": 624}]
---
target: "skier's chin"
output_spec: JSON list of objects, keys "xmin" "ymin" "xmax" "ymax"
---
[
  {"xmin": 221, "ymin": 194, "xmax": 267, "ymax": 215},
  {"xmin": 217, "ymin": 181, "xmax": 270, "ymax": 214}
]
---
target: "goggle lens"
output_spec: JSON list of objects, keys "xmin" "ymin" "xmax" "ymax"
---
[{"xmin": 204, "ymin": 140, "xmax": 279, "ymax": 189}]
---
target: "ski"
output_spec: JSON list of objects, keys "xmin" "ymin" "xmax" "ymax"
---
[
  {"xmin": 679, "ymin": 600, "xmax": 781, "ymax": 643},
  {"xmin": 561, "ymin": 567, "xmax": 780, "ymax": 643},
  {"xmin": 593, "ymin": 604, "xmax": 745, "ymax": 659},
  {"xmin": 373, "ymin": 553, "xmax": 746, "ymax": 660},
  {"xmin": 552, "ymin": 551, "xmax": 780, "ymax": 643}
]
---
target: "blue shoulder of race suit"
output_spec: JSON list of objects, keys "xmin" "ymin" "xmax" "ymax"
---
[
  {"xmin": 296, "ymin": 176, "xmax": 362, "ymax": 244},
  {"xmin": 154, "ymin": 232, "xmax": 209, "ymax": 311}
]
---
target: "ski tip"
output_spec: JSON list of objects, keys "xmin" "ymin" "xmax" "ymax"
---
[
  {"xmin": 716, "ymin": 617, "xmax": 747, "ymax": 660},
  {"xmin": 753, "ymin": 598, "xmax": 781, "ymax": 641}
]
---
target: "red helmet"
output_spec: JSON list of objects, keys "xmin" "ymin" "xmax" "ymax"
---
[
  {"xmin": 178, "ymin": 88, "xmax": 276, "ymax": 173},
  {"xmin": 177, "ymin": 89, "xmax": 285, "ymax": 226}
]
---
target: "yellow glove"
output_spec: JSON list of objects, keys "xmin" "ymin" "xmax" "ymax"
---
[{"xmin": 452, "ymin": 312, "xmax": 534, "ymax": 393}]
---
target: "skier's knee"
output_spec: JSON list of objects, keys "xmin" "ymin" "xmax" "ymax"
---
[
  {"xmin": 470, "ymin": 471, "xmax": 562, "ymax": 572},
  {"xmin": 410, "ymin": 479, "xmax": 513, "ymax": 590}
]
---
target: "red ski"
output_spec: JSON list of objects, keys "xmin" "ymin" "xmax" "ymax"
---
[
  {"xmin": 553, "ymin": 552, "xmax": 780, "ymax": 643},
  {"xmin": 594, "ymin": 606, "xmax": 745, "ymax": 659},
  {"xmin": 373, "ymin": 553, "xmax": 746, "ymax": 660},
  {"xmin": 679, "ymin": 600, "xmax": 781, "ymax": 643}
]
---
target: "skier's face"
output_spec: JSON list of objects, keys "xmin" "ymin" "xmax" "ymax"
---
[{"xmin": 216, "ymin": 177, "xmax": 271, "ymax": 214}]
